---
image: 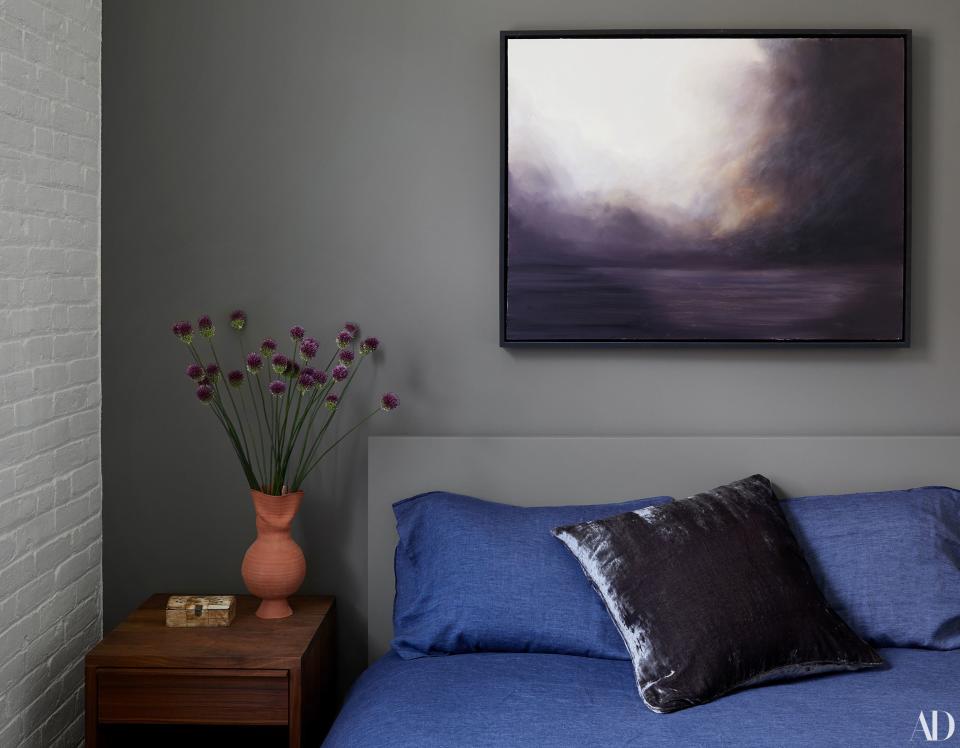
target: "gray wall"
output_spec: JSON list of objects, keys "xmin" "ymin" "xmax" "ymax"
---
[{"xmin": 103, "ymin": 0, "xmax": 960, "ymax": 692}]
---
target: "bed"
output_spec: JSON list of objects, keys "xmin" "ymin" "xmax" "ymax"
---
[
  {"xmin": 324, "ymin": 436, "xmax": 960, "ymax": 747},
  {"xmin": 327, "ymin": 648, "xmax": 958, "ymax": 746}
]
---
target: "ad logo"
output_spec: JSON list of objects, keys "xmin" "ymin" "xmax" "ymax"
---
[{"xmin": 913, "ymin": 712, "xmax": 956, "ymax": 742}]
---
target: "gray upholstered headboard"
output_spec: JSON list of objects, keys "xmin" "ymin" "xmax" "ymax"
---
[{"xmin": 367, "ymin": 435, "xmax": 960, "ymax": 661}]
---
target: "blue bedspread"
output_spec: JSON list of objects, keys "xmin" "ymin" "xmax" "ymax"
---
[{"xmin": 324, "ymin": 648, "xmax": 959, "ymax": 747}]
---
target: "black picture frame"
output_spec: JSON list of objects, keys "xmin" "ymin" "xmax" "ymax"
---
[{"xmin": 499, "ymin": 29, "xmax": 912, "ymax": 348}]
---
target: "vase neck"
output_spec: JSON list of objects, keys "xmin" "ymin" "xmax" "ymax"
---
[{"xmin": 250, "ymin": 491, "xmax": 303, "ymax": 531}]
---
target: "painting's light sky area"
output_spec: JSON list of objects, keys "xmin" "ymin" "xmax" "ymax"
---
[{"xmin": 508, "ymin": 38, "xmax": 780, "ymax": 236}]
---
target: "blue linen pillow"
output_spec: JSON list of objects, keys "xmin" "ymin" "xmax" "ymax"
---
[
  {"xmin": 391, "ymin": 491, "xmax": 671, "ymax": 660},
  {"xmin": 781, "ymin": 486, "xmax": 960, "ymax": 650}
]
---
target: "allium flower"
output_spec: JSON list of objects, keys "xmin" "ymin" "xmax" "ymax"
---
[
  {"xmin": 331, "ymin": 364, "xmax": 349, "ymax": 382},
  {"xmin": 344, "ymin": 323, "xmax": 360, "ymax": 339},
  {"xmin": 172, "ymin": 321, "xmax": 193, "ymax": 343},
  {"xmin": 297, "ymin": 371, "xmax": 315, "ymax": 392},
  {"xmin": 245, "ymin": 352, "xmax": 263, "ymax": 373},
  {"xmin": 260, "ymin": 338, "xmax": 277, "ymax": 357},
  {"xmin": 336, "ymin": 330, "xmax": 352, "ymax": 349},
  {"xmin": 227, "ymin": 369, "xmax": 244, "ymax": 388},
  {"xmin": 380, "ymin": 392, "xmax": 400, "ymax": 411},
  {"xmin": 204, "ymin": 363, "xmax": 220, "ymax": 382},
  {"xmin": 299, "ymin": 337, "xmax": 319, "ymax": 360},
  {"xmin": 360, "ymin": 337, "xmax": 379, "ymax": 356},
  {"xmin": 338, "ymin": 349, "xmax": 355, "ymax": 367},
  {"xmin": 271, "ymin": 353, "xmax": 289, "ymax": 375},
  {"xmin": 285, "ymin": 361, "xmax": 300, "ymax": 378},
  {"xmin": 196, "ymin": 384, "xmax": 214, "ymax": 403},
  {"xmin": 290, "ymin": 325, "xmax": 305, "ymax": 341},
  {"xmin": 186, "ymin": 363, "xmax": 204, "ymax": 380},
  {"xmin": 314, "ymin": 369, "xmax": 328, "ymax": 385},
  {"xmin": 229, "ymin": 309, "xmax": 247, "ymax": 331},
  {"xmin": 197, "ymin": 314, "xmax": 215, "ymax": 338},
  {"xmin": 268, "ymin": 379, "xmax": 287, "ymax": 397},
  {"xmin": 325, "ymin": 394, "xmax": 339, "ymax": 411}
]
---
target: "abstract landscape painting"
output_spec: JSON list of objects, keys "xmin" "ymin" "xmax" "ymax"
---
[{"xmin": 502, "ymin": 33, "xmax": 908, "ymax": 344}]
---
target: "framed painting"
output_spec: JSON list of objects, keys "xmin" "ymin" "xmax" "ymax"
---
[{"xmin": 500, "ymin": 30, "xmax": 910, "ymax": 346}]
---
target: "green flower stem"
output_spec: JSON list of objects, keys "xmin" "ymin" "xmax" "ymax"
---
[
  {"xmin": 180, "ymin": 333, "xmax": 384, "ymax": 495},
  {"xmin": 279, "ymin": 384, "xmax": 309, "ymax": 486},
  {"xmin": 186, "ymin": 341, "xmax": 257, "ymax": 486},
  {"xmin": 272, "ymin": 391, "xmax": 283, "ymax": 494},
  {"xmin": 207, "ymin": 394, "xmax": 257, "ymax": 488},
  {"xmin": 252, "ymin": 370, "xmax": 274, "ymax": 486},
  {"xmin": 208, "ymin": 340, "xmax": 254, "ymax": 477},
  {"xmin": 293, "ymin": 407, "xmax": 381, "ymax": 489},
  {"xmin": 282, "ymin": 374, "xmax": 336, "ymax": 485},
  {"xmin": 294, "ymin": 360, "xmax": 363, "ymax": 486},
  {"xmin": 290, "ymin": 376, "xmax": 337, "ymax": 480},
  {"xmin": 286, "ymin": 347, "xmax": 341, "ymax": 478},
  {"xmin": 237, "ymin": 333, "xmax": 268, "ymax": 488},
  {"xmin": 239, "ymin": 378, "xmax": 266, "ymax": 488}
]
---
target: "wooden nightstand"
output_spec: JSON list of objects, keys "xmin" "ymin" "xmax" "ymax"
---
[{"xmin": 85, "ymin": 594, "xmax": 336, "ymax": 747}]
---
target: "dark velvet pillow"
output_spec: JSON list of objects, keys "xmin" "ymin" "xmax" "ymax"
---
[{"xmin": 553, "ymin": 475, "xmax": 883, "ymax": 713}]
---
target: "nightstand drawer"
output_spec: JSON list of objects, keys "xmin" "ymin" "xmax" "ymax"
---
[{"xmin": 97, "ymin": 668, "xmax": 289, "ymax": 725}]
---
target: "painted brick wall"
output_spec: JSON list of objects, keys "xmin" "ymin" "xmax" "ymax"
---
[{"xmin": 0, "ymin": 0, "xmax": 101, "ymax": 745}]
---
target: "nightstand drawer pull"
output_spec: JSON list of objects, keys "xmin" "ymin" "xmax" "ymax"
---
[{"xmin": 97, "ymin": 668, "xmax": 289, "ymax": 726}]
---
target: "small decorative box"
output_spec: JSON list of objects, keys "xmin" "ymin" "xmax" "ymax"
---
[{"xmin": 165, "ymin": 595, "xmax": 236, "ymax": 627}]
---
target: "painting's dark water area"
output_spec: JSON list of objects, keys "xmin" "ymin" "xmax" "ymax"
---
[{"xmin": 506, "ymin": 262, "xmax": 903, "ymax": 341}]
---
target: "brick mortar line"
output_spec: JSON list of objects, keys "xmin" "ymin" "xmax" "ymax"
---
[
  {"xmin": 0, "ymin": 172, "xmax": 100, "ymax": 184},
  {"xmin": 0, "ymin": 423, "xmax": 100, "ymax": 453},
  {"xmin": 0, "ymin": 456, "xmax": 100, "ymax": 521},
  {"xmin": 0, "ymin": 482, "xmax": 100, "ymax": 543},
  {"xmin": 0, "ymin": 535, "xmax": 101, "ymax": 643},
  {"xmin": 0, "ymin": 24, "xmax": 101, "ymax": 65},
  {"xmin": 0, "ymin": 588, "xmax": 102, "ymax": 721},
  {"xmin": 0, "ymin": 486, "xmax": 101, "ymax": 558}
]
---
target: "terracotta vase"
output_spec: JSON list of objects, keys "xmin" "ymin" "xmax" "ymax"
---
[{"xmin": 241, "ymin": 490, "xmax": 306, "ymax": 619}]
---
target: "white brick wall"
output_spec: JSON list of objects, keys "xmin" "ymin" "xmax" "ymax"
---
[{"xmin": 0, "ymin": 0, "xmax": 101, "ymax": 745}]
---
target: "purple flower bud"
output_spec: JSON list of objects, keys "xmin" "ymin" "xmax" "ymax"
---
[
  {"xmin": 299, "ymin": 337, "xmax": 319, "ymax": 360},
  {"xmin": 229, "ymin": 309, "xmax": 247, "ymax": 331},
  {"xmin": 197, "ymin": 314, "xmax": 215, "ymax": 338},
  {"xmin": 314, "ymin": 369, "xmax": 328, "ymax": 385},
  {"xmin": 246, "ymin": 352, "xmax": 263, "ymax": 373},
  {"xmin": 271, "ymin": 353, "xmax": 289, "ymax": 375},
  {"xmin": 260, "ymin": 338, "xmax": 277, "ymax": 357},
  {"xmin": 344, "ymin": 323, "xmax": 360, "ymax": 339},
  {"xmin": 285, "ymin": 360, "xmax": 300, "ymax": 378},
  {"xmin": 227, "ymin": 369, "xmax": 244, "ymax": 388},
  {"xmin": 196, "ymin": 384, "xmax": 214, "ymax": 403},
  {"xmin": 360, "ymin": 337, "xmax": 380, "ymax": 356},
  {"xmin": 297, "ymin": 371, "xmax": 315, "ymax": 391},
  {"xmin": 186, "ymin": 364, "xmax": 204, "ymax": 380},
  {"xmin": 204, "ymin": 363, "xmax": 220, "ymax": 382},
  {"xmin": 290, "ymin": 325, "xmax": 305, "ymax": 341},
  {"xmin": 331, "ymin": 364, "xmax": 349, "ymax": 382},
  {"xmin": 172, "ymin": 321, "xmax": 193, "ymax": 343},
  {"xmin": 336, "ymin": 330, "xmax": 352, "ymax": 349},
  {"xmin": 338, "ymin": 349, "xmax": 355, "ymax": 367},
  {"xmin": 325, "ymin": 394, "xmax": 339, "ymax": 411},
  {"xmin": 380, "ymin": 392, "xmax": 399, "ymax": 411},
  {"xmin": 269, "ymin": 379, "xmax": 287, "ymax": 397}
]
